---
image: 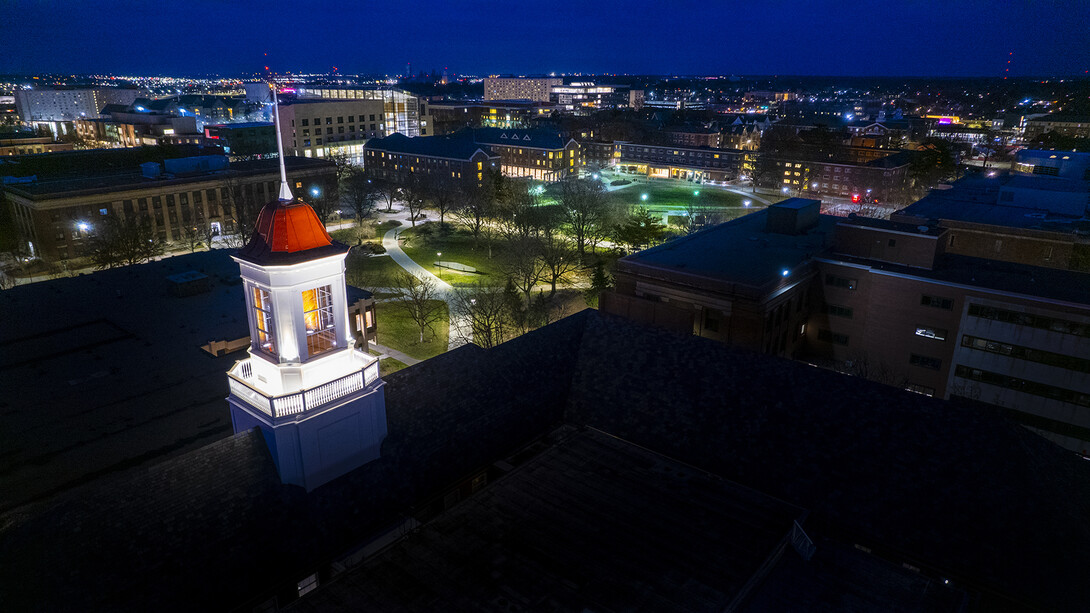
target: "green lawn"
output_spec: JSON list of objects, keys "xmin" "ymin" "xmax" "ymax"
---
[
  {"xmin": 606, "ymin": 183, "xmax": 754, "ymax": 211},
  {"xmin": 398, "ymin": 227, "xmax": 506, "ymax": 286},
  {"xmin": 345, "ymin": 253, "xmax": 406, "ymax": 289},
  {"xmin": 374, "ymin": 298, "xmax": 449, "ymax": 360},
  {"xmin": 378, "ymin": 357, "xmax": 409, "ymax": 376}
]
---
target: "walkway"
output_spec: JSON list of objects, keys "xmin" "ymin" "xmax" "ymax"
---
[
  {"xmin": 380, "ymin": 213, "xmax": 472, "ymax": 350},
  {"xmin": 368, "ymin": 342, "xmax": 422, "ymax": 366}
]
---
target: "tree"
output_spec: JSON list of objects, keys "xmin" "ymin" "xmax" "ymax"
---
[
  {"xmin": 683, "ymin": 195, "xmax": 721, "ymax": 234},
  {"xmin": 342, "ymin": 168, "xmax": 377, "ymax": 226},
  {"xmin": 180, "ymin": 225, "xmax": 202, "ymax": 253},
  {"xmin": 612, "ymin": 207, "xmax": 665, "ymax": 252},
  {"xmin": 88, "ymin": 213, "xmax": 163, "ymax": 269},
  {"xmin": 450, "ymin": 282, "xmax": 512, "ymax": 349},
  {"xmin": 539, "ymin": 231, "xmax": 579, "ymax": 296},
  {"xmin": 909, "ymin": 139, "xmax": 957, "ymax": 199},
  {"xmin": 392, "ymin": 270, "xmax": 446, "ymax": 343},
  {"xmin": 557, "ymin": 177, "xmax": 610, "ymax": 259},
  {"xmin": 496, "ymin": 179, "xmax": 545, "ymax": 241},
  {"xmin": 455, "ymin": 179, "xmax": 496, "ymax": 251},
  {"xmin": 373, "ymin": 179, "xmax": 400, "ymax": 213},
  {"xmin": 425, "ymin": 175, "xmax": 459, "ymax": 229},
  {"xmin": 500, "ymin": 234, "xmax": 548, "ymax": 303},
  {"xmin": 220, "ymin": 173, "xmax": 262, "ymax": 246},
  {"xmin": 400, "ymin": 173, "xmax": 430, "ymax": 227},
  {"xmin": 583, "ymin": 261, "xmax": 613, "ymax": 308}
]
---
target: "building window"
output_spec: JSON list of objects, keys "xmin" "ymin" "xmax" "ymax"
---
[
  {"xmin": 914, "ymin": 325, "xmax": 947, "ymax": 341},
  {"xmin": 302, "ymin": 285, "xmax": 337, "ymax": 357},
  {"xmin": 920, "ymin": 294, "xmax": 953, "ymax": 310},
  {"xmin": 825, "ymin": 274, "xmax": 857, "ymax": 290},
  {"xmin": 909, "ymin": 354, "xmax": 942, "ymax": 370},
  {"xmin": 252, "ymin": 286, "xmax": 276, "ymax": 355}
]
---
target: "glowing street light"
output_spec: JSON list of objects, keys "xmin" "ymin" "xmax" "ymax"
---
[
  {"xmin": 743, "ymin": 200, "xmax": 751, "ymax": 207},
  {"xmin": 781, "ymin": 268, "xmax": 791, "ymax": 277},
  {"xmin": 436, "ymin": 252, "xmax": 442, "ymax": 280},
  {"xmin": 311, "ymin": 187, "xmax": 321, "ymax": 198},
  {"xmin": 641, "ymin": 193, "xmax": 648, "ymax": 201},
  {"xmin": 782, "ymin": 187, "xmax": 790, "ymax": 194},
  {"xmin": 693, "ymin": 190, "xmax": 700, "ymax": 196},
  {"xmin": 77, "ymin": 221, "xmax": 91, "ymax": 232}
]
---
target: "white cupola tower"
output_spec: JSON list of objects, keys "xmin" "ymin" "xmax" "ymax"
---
[{"xmin": 226, "ymin": 84, "xmax": 386, "ymax": 491}]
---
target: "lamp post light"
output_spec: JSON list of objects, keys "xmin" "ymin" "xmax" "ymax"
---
[
  {"xmin": 436, "ymin": 252, "xmax": 442, "ymax": 281},
  {"xmin": 641, "ymin": 193, "xmax": 648, "ymax": 202},
  {"xmin": 743, "ymin": 200, "xmax": 751, "ymax": 208}
]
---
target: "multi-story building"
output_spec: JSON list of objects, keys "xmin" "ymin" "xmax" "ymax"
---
[
  {"xmin": 427, "ymin": 99, "xmax": 557, "ymax": 135},
  {"xmin": 13, "ymin": 87, "xmax": 141, "ymax": 123},
  {"xmin": 614, "ymin": 142, "xmax": 748, "ymax": 183},
  {"xmin": 363, "ymin": 133, "xmax": 499, "ymax": 188},
  {"xmin": 203, "ymin": 122, "xmax": 277, "ymax": 159},
  {"xmin": 764, "ymin": 150, "xmax": 912, "ymax": 204},
  {"xmin": 2, "ymin": 151, "xmax": 335, "ymax": 260},
  {"xmin": 292, "ymin": 86, "xmax": 433, "ymax": 138},
  {"xmin": 605, "ymin": 194, "xmax": 1090, "ymax": 455},
  {"xmin": 663, "ymin": 126, "xmax": 721, "ymax": 148},
  {"xmin": 483, "ymin": 77, "xmax": 562, "ymax": 102},
  {"xmin": 73, "ymin": 110, "xmax": 200, "ymax": 148},
  {"xmin": 549, "ymin": 82, "xmax": 636, "ymax": 113},
  {"xmin": 1013, "ymin": 149, "xmax": 1090, "ymax": 180},
  {"xmin": 275, "ymin": 98, "xmax": 386, "ymax": 164},
  {"xmin": 132, "ymin": 95, "xmax": 258, "ymax": 127},
  {"xmin": 469, "ymin": 127, "xmax": 580, "ymax": 181},
  {"xmin": 1023, "ymin": 114, "xmax": 1090, "ymax": 141},
  {"xmin": 0, "ymin": 133, "xmax": 74, "ymax": 156}
]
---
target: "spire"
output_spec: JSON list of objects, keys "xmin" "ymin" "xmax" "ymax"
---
[{"xmin": 270, "ymin": 83, "xmax": 293, "ymax": 202}]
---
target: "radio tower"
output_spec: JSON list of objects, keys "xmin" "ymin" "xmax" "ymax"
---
[{"xmin": 1004, "ymin": 51, "xmax": 1013, "ymax": 80}]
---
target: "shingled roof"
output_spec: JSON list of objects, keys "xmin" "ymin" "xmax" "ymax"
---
[{"xmin": 1, "ymin": 310, "xmax": 1087, "ymax": 611}]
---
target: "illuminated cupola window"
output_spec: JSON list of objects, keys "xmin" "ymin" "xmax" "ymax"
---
[{"xmin": 225, "ymin": 82, "xmax": 386, "ymax": 491}]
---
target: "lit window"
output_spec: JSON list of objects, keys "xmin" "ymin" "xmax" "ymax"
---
[
  {"xmin": 302, "ymin": 285, "xmax": 337, "ymax": 357},
  {"xmin": 252, "ymin": 286, "xmax": 276, "ymax": 354}
]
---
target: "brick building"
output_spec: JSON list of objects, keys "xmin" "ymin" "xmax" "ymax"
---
[{"xmin": 363, "ymin": 133, "xmax": 499, "ymax": 188}]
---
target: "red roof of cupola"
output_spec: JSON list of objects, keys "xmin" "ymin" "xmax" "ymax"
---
[{"xmin": 235, "ymin": 198, "xmax": 348, "ymax": 265}]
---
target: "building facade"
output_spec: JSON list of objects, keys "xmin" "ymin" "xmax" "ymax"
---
[
  {"xmin": 14, "ymin": 87, "xmax": 141, "ymax": 123},
  {"xmin": 470, "ymin": 128, "xmax": 580, "ymax": 181},
  {"xmin": 614, "ymin": 142, "xmax": 748, "ymax": 183},
  {"xmin": 483, "ymin": 77, "xmax": 563, "ymax": 102},
  {"xmin": 276, "ymin": 99, "xmax": 386, "ymax": 164},
  {"xmin": 0, "ymin": 134, "xmax": 74, "ymax": 156},
  {"xmin": 293, "ymin": 86, "xmax": 433, "ymax": 138},
  {"xmin": 2, "ymin": 154, "xmax": 336, "ymax": 260},
  {"xmin": 1023, "ymin": 114, "xmax": 1090, "ymax": 141},
  {"xmin": 363, "ymin": 133, "xmax": 499, "ymax": 188}
]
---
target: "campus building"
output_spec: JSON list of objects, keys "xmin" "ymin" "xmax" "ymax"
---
[
  {"xmin": 470, "ymin": 127, "xmax": 581, "ymax": 181},
  {"xmin": 1023, "ymin": 114, "xmax": 1090, "ymax": 141},
  {"xmin": 292, "ymin": 86, "xmax": 433, "ymax": 138},
  {"xmin": 764, "ymin": 150, "xmax": 912, "ymax": 204},
  {"xmin": 614, "ymin": 142, "xmax": 749, "ymax": 183},
  {"xmin": 605, "ymin": 196, "xmax": 1090, "ymax": 455},
  {"xmin": 427, "ymin": 99, "xmax": 557, "ymax": 135},
  {"xmin": 275, "ymin": 98, "xmax": 386, "ymax": 164},
  {"xmin": 1013, "ymin": 148, "xmax": 1090, "ymax": 180},
  {"xmin": 203, "ymin": 122, "xmax": 278, "ymax": 159},
  {"xmin": 0, "ymin": 133, "xmax": 74, "ymax": 156},
  {"xmin": 483, "ymin": 76, "xmax": 562, "ymax": 102},
  {"xmin": 73, "ymin": 108, "xmax": 201, "ymax": 148},
  {"xmin": 363, "ymin": 132, "xmax": 499, "ymax": 187},
  {"xmin": 13, "ymin": 87, "xmax": 142, "ymax": 123},
  {"xmin": 1, "ymin": 149, "xmax": 335, "ymax": 260}
]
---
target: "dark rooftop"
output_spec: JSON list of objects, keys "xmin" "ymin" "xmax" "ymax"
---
[
  {"xmin": 2, "ymin": 155, "xmax": 334, "ymax": 199},
  {"xmin": 364, "ymin": 132, "xmax": 494, "ymax": 161},
  {"xmin": 616, "ymin": 208, "xmax": 835, "ymax": 289},
  {"xmin": 1, "ymin": 270, "xmax": 1088, "ymax": 611},
  {"xmin": 471, "ymin": 127, "xmax": 572, "ymax": 150}
]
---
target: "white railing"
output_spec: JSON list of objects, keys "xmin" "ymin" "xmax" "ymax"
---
[{"xmin": 228, "ymin": 358, "xmax": 378, "ymax": 419}]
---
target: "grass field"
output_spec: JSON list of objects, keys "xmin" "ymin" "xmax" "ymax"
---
[
  {"xmin": 378, "ymin": 357, "xmax": 408, "ymax": 376},
  {"xmin": 398, "ymin": 227, "xmax": 506, "ymax": 286},
  {"xmin": 374, "ymin": 298, "xmax": 449, "ymax": 361}
]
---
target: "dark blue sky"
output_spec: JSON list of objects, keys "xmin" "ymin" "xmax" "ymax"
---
[{"xmin": 3, "ymin": 0, "xmax": 1088, "ymax": 77}]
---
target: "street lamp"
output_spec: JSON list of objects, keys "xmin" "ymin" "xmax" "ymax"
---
[
  {"xmin": 743, "ymin": 200, "xmax": 751, "ymax": 208},
  {"xmin": 782, "ymin": 187, "xmax": 789, "ymax": 194},
  {"xmin": 641, "ymin": 193, "xmax": 648, "ymax": 201},
  {"xmin": 77, "ymin": 221, "xmax": 90, "ymax": 232},
  {"xmin": 436, "ymin": 252, "xmax": 442, "ymax": 280},
  {"xmin": 311, "ymin": 187, "xmax": 321, "ymax": 198},
  {"xmin": 693, "ymin": 190, "xmax": 700, "ymax": 196}
]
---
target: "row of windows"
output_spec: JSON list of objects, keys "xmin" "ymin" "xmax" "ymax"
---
[
  {"xmin": 296, "ymin": 115, "xmax": 377, "ymax": 127},
  {"xmin": 968, "ymin": 304, "xmax": 1090, "ymax": 338},
  {"xmin": 921, "ymin": 294, "xmax": 954, "ymax": 310},
  {"xmin": 825, "ymin": 274, "xmax": 857, "ymax": 290},
  {"xmin": 817, "ymin": 329, "xmax": 849, "ymax": 345},
  {"xmin": 823, "ymin": 304, "xmax": 853, "ymax": 318},
  {"xmin": 961, "ymin": 334, "xmax": 1090, "ymax": 373},
  {"xmin": 909, "ymin": 354, "xmax": 942, "ymax": 370},
  {"xmin": 251, "ymin": 284, "xmax": 338, "ymax": 360},
  {"xmin": 954, "ymin": 365, "xmax": 1090, "ymax": 407}
]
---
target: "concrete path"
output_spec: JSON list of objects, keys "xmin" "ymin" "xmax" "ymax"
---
[
  {"xmin": 381, "ymin": 217, "xmax": 472, "ymax": 350},
  {"xmin": 368, "ymin": 342, "xmax": 422, "ymax": 366}
]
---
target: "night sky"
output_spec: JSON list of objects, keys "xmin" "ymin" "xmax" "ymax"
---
[{"xmin": 3, "ymin": 0, "xmax": 1088, "ymax": 77}]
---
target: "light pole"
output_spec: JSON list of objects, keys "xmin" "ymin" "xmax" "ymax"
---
[{"xmin": 436, "ymin": 252, "xmax": 442, "ymax": 281}]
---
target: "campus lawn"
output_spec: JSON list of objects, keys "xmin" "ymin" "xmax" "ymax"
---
[
  {"xmin": 378, "ymin": 357, "xmax": 409, "ymax": 376},
  {"xmin": 606, "ymin": 183, "xmax": 752, "ymax": 211},
  {"xmin": 373, "ymin": 298, "xmax": 449, "ymax": 361},
  {"xmin": 345, "ymin": 252, "xmax": 406, "ymax": 289},
  {"xmin": 398, "ymin": 227, "xmax": 506, "ymax": 286}
]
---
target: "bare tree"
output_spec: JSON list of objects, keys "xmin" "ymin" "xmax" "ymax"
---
[
  {"xmin": 683, "ymin": 196, "xmax": 722, "ymax": 234},
  {"xmin": 557, "ymin": 177, "xmax": 610, "ymax": 258},
  {"xmin": 450, "ymin": 283, "xmax": 512, "ymax": 349},
  {"xmin": 455, "ymin": 182, "xmax": 495, "ymax": 251},
  {"xmin": 539, "ymin": 231, "xmax": 579, "ymax": 296},
  {"xmin": 496, "ymin": 179, "xmax": 543, "ymax": 241},
  {"xmin": 220, "ymin": 173, "xmax": 262, "ymax": 246},
  {"xmin": 426, "ymin": 175, "xmax": 459, "ymax": 228},
  {"xmin": 373, "ymin": 179, "xmax": 400, "ymax": 213},
  {"xmin": 841, "ymin": 352, "xmax": 908, "ymax": 388},
  {"xmin": 180, "ymin": 225, "xmax": 202, "ymax": 252},
  {"xmin": 400, "ymin": 173, "xmax": 429, "ymax": 228},
  {"xmin": 342, "ymin": 168, "xmax": 377, "ymax": 226},
  {"xmin": 88, "ymin": 213, "xmax": 163, "ymax": 269},
  {"xmin": 500, "ymin": 234, "xmax": 548, "ymax": 302},
  {"xmin": 392, "ymin": 270, "xmax": 446, "ymax": 343}
]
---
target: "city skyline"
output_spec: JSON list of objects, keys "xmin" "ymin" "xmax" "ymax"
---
[{"xmin": 3, "ymin": 0, "xmax": 1089, "ymax": 77}]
